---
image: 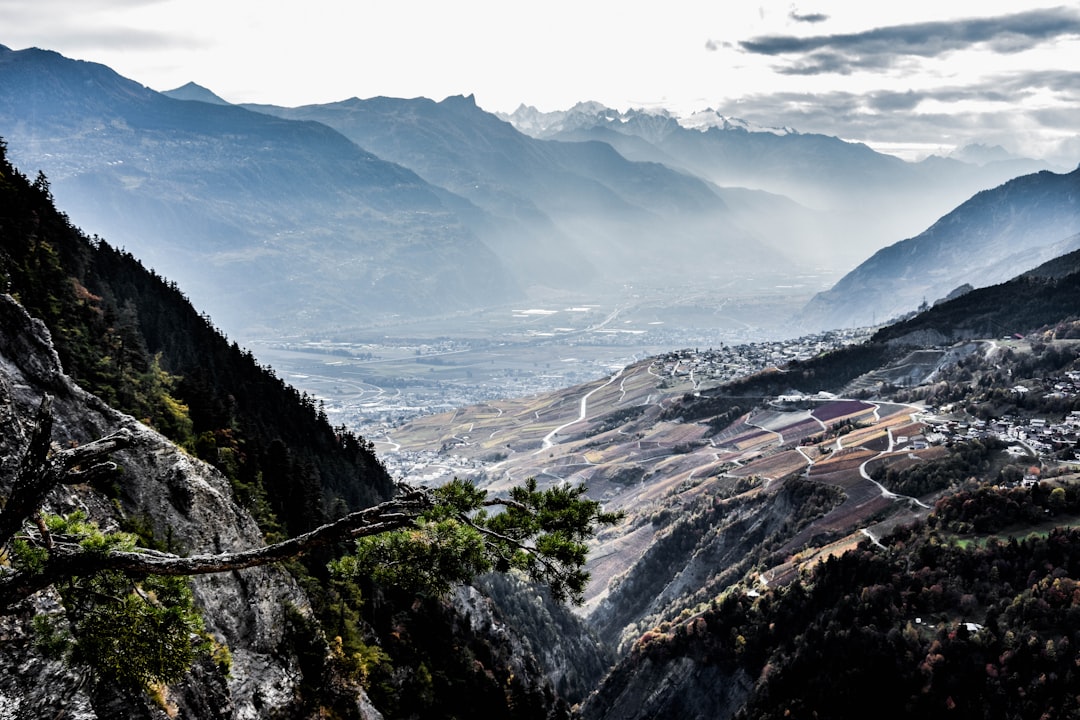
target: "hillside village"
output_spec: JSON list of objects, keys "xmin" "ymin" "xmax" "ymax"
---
[
  {"xmin": 378, "ymin": 331, "xmax": 1080, "ymax": 488},
  {"xmin": 375, "ymin": 328, "xmax": 872, "ymax": 479}
]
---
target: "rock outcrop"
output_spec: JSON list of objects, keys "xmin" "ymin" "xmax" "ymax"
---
[{"xmin": 0, "ymin": 293, "xmax": 378, "ymax": 718}]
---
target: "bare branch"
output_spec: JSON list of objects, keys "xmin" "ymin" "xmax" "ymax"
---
[
  {"xmin": 481, "ymin": 497, "xmax": 528, "ymax": 512},
  {"xmin": 0, "ymin": 486, "xmax": 436, "ymax": 610},
  {"xmin": 1, "ymin": 401, "xmax": 612, "ymax": 612},
  {"xmin": 0, "ymin": 394, "xmax": 133, "ymax": 547}
]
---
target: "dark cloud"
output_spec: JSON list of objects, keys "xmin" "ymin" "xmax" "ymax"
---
[
  {"xmin": 741, "ymin": 7, "xmax": 1080, "ymax": 74},
  {"xmin": 866, "ymin": 90, "xmax": 922, "ymax": 112},
  {"xmin": 789, "ymin": 11, "xmax": 829, "ymax": 24},
  {"xmin": 997, "ymin": 69, "xmax": 1080, "ymax": 99},
  {"xmin": 780, "ymin": 50, "xmax": 902, "ymax": 75},
  {"xmin": 722, "ymin": 70, "xmax": 1080, "ymax": 119}
]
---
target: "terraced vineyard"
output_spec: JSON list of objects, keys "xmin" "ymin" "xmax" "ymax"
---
[{"xmin": 381, "ymin": 355, "xmax": 946, "ymax": 614}]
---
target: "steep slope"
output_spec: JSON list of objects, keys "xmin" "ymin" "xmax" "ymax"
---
[
  {"xmin": 581, "ymin": 267, "xmax": 1080, "ymax": 719},
  {"xmin": 0, "ymin": 45, "xmax": 517, "ymax": 336},
  {"xmin": 0, "ymin": 138, "xmax": 394, "ymax": 527},
  {"xmin": 244, "ymin": 94, "xmax": 798, "ymax": 287},
  {"xmin": 871, "ymin": 244, "xmax": 1080, "ymax": 346},
  {"xmin": 802, "ymin": 167, "xmax": 1080, "ymax": 330},
  {"xmin": 0, "ymin": 293, "xmax": 331, "ymax": 718},
  {"xmin": 582, "ymin": 494, "xmax": 1080, "ymax": 720}
]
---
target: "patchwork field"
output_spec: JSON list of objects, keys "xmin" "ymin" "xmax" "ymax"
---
[{"xmin": 384, "ymin": 358, "xmax": 940, "ymax": 603}]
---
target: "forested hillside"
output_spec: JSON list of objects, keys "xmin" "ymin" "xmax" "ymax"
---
[
  {"xmin": 0, "ymin": 137, "xmax": 393, "ymax": 536},
  {"xmin": 584, "ymin": 485, "xmax": 1080, "ymax": 719}
]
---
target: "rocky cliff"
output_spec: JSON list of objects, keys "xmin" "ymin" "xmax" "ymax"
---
[{"xmin": 0, "ymin": 293, "xmax": 380, "ymax": 719}]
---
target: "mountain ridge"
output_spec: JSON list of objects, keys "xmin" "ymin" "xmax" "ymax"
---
[
  {"xmin": 162, "ymin": 81, "xmax": 232, "ymax": 105},
  {"xmin": 241, "ymin": 93, "xmax": 801, "ymax": 289},
  {"xmin": 802, "ymin": 166, "xmax": 1080, "ymax": 329},
  {"xmin": 0, "ymin": 44, "xmax": 519, "ymax": 336}
]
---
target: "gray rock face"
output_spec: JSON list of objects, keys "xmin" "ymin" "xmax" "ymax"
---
[
  {"xmin": 0, "ymin": 294, "xmax": 379, "ymax": 718},
  {"xmin": 580, "ymin": 657, "xmax": 752, "ymax": 720}
]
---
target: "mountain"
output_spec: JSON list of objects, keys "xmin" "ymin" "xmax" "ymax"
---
[
  {"xmin": 0, "ymin": 45, "xmax": 518, "ymax": 336},
  {"xmin": 0, "ymin": 292, "xmax": 327, "ymax": 718},
  {"xmin": 161, "ymin": 81, "xmax": 232, "ymax": 105},
  {"xmin": 0, "ymin": 137, "xmax": 387, "ymax": 715},
  {"xmin": 1, "ymin": 45, "xmax": 826, "ymax": 340},
  {"xmin": 243, "ymin": 94, "xmax": 803, "ymax": 286},
  {"xmin": 501, "ymin": 103, "xmax": 1058, "ymax": 268},
  {"xmin": 949, "ymin": 142, "xmax": 1027, "ymax": 166},
  {"xmin": 802, "ymin": 167, "xmax": 1080, "ymax": 329},
  {"xmin": 867, "ymin": 244, "xmax": 1080, "ymax": 346}
]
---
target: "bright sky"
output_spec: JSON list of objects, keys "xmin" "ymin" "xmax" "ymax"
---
[{"xmin": 2, "ymin": 1, "xmax": 1079, "ymax": 162}]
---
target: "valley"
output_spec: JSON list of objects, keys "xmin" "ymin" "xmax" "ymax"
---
[{"xmin": 248, "ymin": 276, "xmax": 829, "ymax": 434}]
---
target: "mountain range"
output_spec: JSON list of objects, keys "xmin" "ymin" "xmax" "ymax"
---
[
  {"xmin": 499, "ymin": 103, "xmax": 1058, "ymax": 268},
  {"xmin": 2, "ymin": 44, "xmax": 1066, "ymax": 342},
  {"xmin": 239, "ymin": 93, "xmax": 787, "ymax": 292},
  {"xmin": 0, "ymin": 45, "xmax": 516, "ymax": 335}
]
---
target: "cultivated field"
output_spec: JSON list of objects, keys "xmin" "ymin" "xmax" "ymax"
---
[{"xmin": 385, "ymin": 364, "xmax": 937, "ymax": 605}]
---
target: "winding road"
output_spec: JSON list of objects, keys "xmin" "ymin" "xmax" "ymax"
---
[{"xmin": 536, "ymin": 366, "xmax": 625, "ymax": 453}]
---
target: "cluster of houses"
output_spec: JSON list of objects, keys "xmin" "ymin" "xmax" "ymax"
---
[
  {"xmin": 925, "ymin": 404, "xmax": 1080, "ymax": 466},
  {"xmin": 655, "ymin": 328, "xmax": 870, "ymax": 388},
  {"xmin": 1011, "ymin": 370, "xmax": 1080, "ymax": 401}
]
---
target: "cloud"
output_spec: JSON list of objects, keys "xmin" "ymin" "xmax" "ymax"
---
[
  {"xmin": 866, "ymin": 90, "xmax": 922, "ymax": 112},
  {"xmin": 721, "ymin": 70, "xmax": 1080, "ymax": 119},
  {"xmin": 707, "ymin": 69, "xmax": 1080, "ymax": 163},
  {"xmin": 741, "ymin": 7, "xmax": 1080, "ymax": 75},
  {"xmin": 997, "ymin": 69, "xmax": 1080, "ymax": 100},
  {"xmin": 789, "ymin": 10, "xmax": 828, "ymax": 24},
  {"xmin": 0, "ymin": 0, "xmax": 201, "ymax": 53}
]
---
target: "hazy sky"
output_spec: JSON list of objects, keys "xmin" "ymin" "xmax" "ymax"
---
[{"xmin": 2, "ymin": 1, "xmax": 1079, "ymax": 162}]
